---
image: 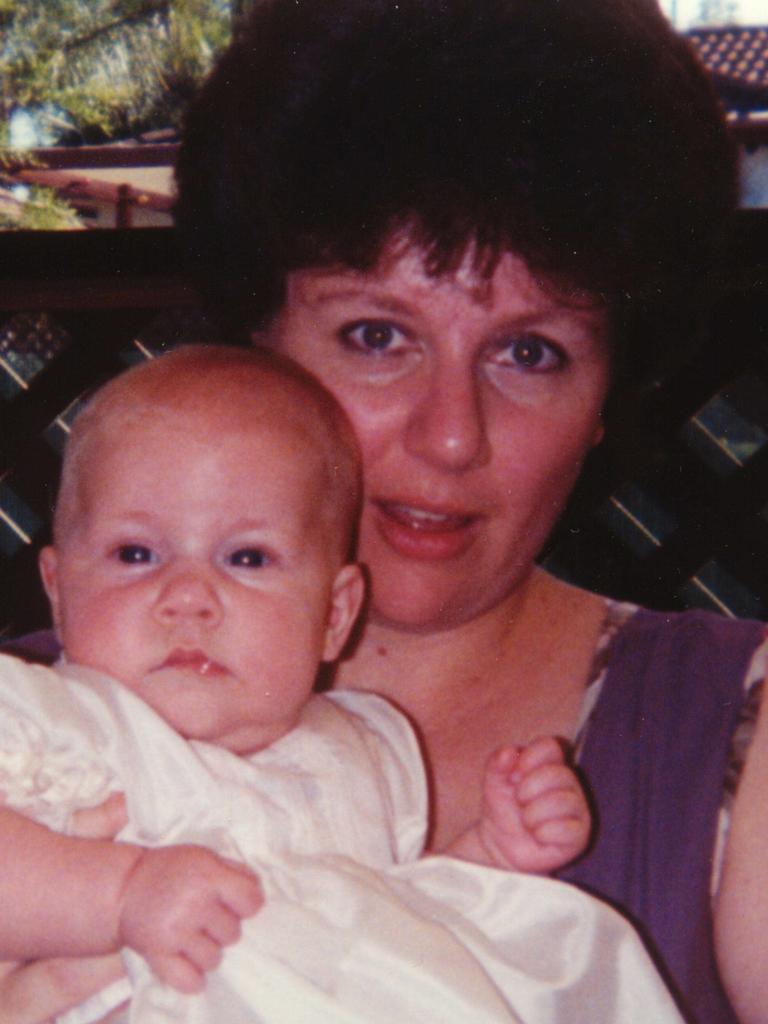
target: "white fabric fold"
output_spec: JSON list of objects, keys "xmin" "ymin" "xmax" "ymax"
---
[{"xmin": 0, "ymin": 654, "xmax": 683, "ymax": 1024}]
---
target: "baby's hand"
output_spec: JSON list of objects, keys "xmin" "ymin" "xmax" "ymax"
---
[
  {"xmin": 117, "ymin": 845, "xmax": 263, "ymax": 993},
  {"xmin": 478, "ymin": 736, "xmax": 591, "ymax": 875}
]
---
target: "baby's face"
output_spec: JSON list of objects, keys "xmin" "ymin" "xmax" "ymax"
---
[{"xmin": 40, "ymin": 400, "xmax": 362, "ymax": 754}]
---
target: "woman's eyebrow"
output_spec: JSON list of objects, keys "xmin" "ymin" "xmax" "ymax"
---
[{"xmin": 307, "ymin": 286, "xmax": 413, "ymax": 317}]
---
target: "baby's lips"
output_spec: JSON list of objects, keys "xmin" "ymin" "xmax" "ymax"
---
[{"xmin": 157, "ymin": 648, "xmax": 227, "ymax": 677}]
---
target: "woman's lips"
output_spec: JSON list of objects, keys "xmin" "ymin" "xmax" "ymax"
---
[
  {"xmin": 372, "ymin": 500, "xmax": 479, "ymax": 561},
  {"xmin": 155, "ymin": 649, "xmax": 227, "ymax": 678}
]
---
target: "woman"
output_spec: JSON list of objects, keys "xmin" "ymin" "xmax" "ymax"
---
[
  {"xmin": 5, "ymin": 1, "xmax": 767, "ymax": 1021},
  {"xmin": 175, "ymin": 4, "xmax": 768, "ymax": 1022}
]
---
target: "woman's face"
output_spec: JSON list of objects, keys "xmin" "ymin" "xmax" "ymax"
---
[{"xmin": 263, "ymin": 241, "xmax": 611, "ymax": 632}]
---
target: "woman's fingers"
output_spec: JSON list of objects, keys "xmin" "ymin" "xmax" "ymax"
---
[
  {"xmin": 70, "ymin": 793, "xmax": 127, "ymax": 839},
  {"xmin": 0, "ymin": 954, "xmax": 125, "ymax": 1024}
]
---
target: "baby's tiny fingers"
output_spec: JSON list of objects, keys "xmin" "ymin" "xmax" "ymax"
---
[
  {"xmin": 516, "ymin": 763, "xmax": 581, "ymax": 803},
  {"xmin": 532, "ymin": 815, "xmax": 590, "ymax": 849},
  {"xmin": 485, "ymin": 746, "xmax": 522, "ymax": 784},
  {"xmin": 220, "ymin": 866, "xmax": 264, "ymax": 918},
  {"xmin": 205, "ymin": 903, "xmax": 244, "ymax": 947},
  {"xmin": 182, "ymin": 930, "xmax": 224, "ymax": 975},
  {"xmin": 515, "ymin": 735, "xmax": 568, "ymax": 775},
  {"xmin": 490, "ymin": 746, "xmax": 522, "ymax": 769},
  {"xmin": 521, "ymin": 788, "xmax": 587, "ymax": 830},
  {"xmin": 150, "ymin": 952, "xmax": 205, "ymax": 994}
]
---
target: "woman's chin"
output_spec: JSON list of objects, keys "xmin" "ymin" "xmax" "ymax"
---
[
  {"xmin": 367, "ymin": 583, "xmax": 486, "ymax": 634},
  {"xmin": 365, "ymin": 560, "xmax": 538, "ymax": 635}
]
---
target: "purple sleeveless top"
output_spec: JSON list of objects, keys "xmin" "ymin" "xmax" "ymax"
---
[{"xmin": 558, "ymin": 608, "xmax": 765, "ymax": 1024}]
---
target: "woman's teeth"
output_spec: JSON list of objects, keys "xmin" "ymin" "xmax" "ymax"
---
[{"xmin": 386, "ymin": 503, "xmax": 469, "ymax": 529}]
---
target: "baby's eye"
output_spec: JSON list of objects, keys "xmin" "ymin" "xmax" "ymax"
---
[
  {"xmin": 227, "ymin": 548, "xmax": 269, "ymax": 569},
  {"xmin": 116, "ymin": 544, "xmax": 155, "ymax": 564},
  {"xmin": 496, "ymin": 335, "xmax": 564, "ymax": 373},
  {"xmin": 340, "ymin": 320, "xmax": 407, "ymax": 354}
]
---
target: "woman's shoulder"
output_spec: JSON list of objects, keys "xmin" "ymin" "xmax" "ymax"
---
[
  {"xmin": 572, "ymin": 599, "xmax": 767, "ymax": 782},
  {"xmin": 606, "ymin": 601, "xmax": 767, "ymax": 669},
  {"xmin": 580, "ymin": 599, "xmax": 765, "ymax": 739},
  {"xmin": 569, "ymin": 590, "xmax": 767, "ymax": 739},
  {"xmin": 528, "ymin": 572, "xmax": 766, "ymax": 701}
]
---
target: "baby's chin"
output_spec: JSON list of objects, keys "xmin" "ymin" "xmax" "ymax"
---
[{"xmin": 132, "ymin": 677, "xmax": 297, "ymax": 755}]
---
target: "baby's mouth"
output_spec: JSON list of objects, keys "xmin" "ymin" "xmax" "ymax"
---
[{"xmin": 157, "ymin": 649, "xmax": 226, "ymax": 678}]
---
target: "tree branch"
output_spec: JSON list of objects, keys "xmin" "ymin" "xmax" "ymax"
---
[{"xmin": 63, "ymin": 1, "xmax": 172, "ymax": 55}]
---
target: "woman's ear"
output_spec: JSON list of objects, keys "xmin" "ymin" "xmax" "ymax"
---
[
  {"xmin": 38, "ymin": 545, "xmax": 62, "ymax": 635},
  {"xmin": 591, "ymin": 416, "xmax": 605, "ymax": 448},
  {"xmin": 322, "ymin": 563, "xmax": 365, "ymax": 662}
]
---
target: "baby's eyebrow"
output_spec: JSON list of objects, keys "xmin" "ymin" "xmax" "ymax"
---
[{"xmin": 223, "ymin": 518, "xmax": 274, "ymax": 535}]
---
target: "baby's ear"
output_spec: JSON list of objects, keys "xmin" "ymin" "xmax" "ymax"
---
[
  {"xmin": 38, "ymin": 545, "xmax": 62, "ymax": 634},
  {"xmin": 322, "ymin": 564, "xmax": 365, "ymax": 662}
]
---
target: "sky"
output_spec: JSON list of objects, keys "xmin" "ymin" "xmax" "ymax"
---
[{"xmin": 659, "ymin": 0, "xmax": 768, "ymax": 28}]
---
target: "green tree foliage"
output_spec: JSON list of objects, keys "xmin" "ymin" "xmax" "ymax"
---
[
  {"xmin": 0, "ymin": 0, "xmax": 237, "ymax": 146},
  {"xmin": 0, "ymin": 183, "xmax": 82, "ymax": 230}
]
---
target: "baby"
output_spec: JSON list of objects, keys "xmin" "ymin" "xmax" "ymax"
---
[{"xmin": 0, "ymin": 347, "xmax": 681, "ymax": 1023}]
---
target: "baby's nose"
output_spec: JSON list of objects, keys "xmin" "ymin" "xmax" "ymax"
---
[{"xmin": 153, "ymin": 572, "xmax": 222, "ymax": 626}]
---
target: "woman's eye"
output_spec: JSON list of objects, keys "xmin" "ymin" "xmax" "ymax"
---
[
  {"xmin": 340, "ymin": 320, "xmax": 406, "ymax": 354},
  {"xmin": 228, "ymin": 548, "xmax": 269, "ymax": 569},
  {"xmin": 116, "ymin": 544, "xmax": 155, "ymax": 564},
  {"xmin": 498, "ymin": 335, "xmax": 564, "ymax": 372}
]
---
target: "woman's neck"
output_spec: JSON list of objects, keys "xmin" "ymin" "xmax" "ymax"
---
[
  {"xmin": 335, "ymin": 569, "xmax": 596, "ymax": 716},
  {"xmin": 333, "ymin": 568, "xmax": 608, "ymax": 850}
]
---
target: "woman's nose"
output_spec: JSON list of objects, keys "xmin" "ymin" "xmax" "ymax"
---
[
  {"xmin": 153, "ymin": 571, "xmax": 223, "ymax": 627},
  {"xmin": 404, "ymin": 362, "xmax": 490, "ymax": 471}
]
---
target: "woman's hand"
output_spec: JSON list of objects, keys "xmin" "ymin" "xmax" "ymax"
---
[
  {"xmin": 0, "ymin": 954, "xmax": 126, "ymax": 1024},
  {"xmin": 70, "ymin": 792, "xmax": 128, "ymax": 839},
  {"xmin": 0, "ymin": 792, "xmax": 129, "ymax": 1023}
]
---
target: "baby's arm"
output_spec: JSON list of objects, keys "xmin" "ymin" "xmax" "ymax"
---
[
  {"xmin": 448, "ymin": 737, "xmax": 591, "ymax": 874},
  {"xmin": 0, "ymin": 797, "xmax": 128, "ymax": 1024},
  {"xmin": 0, "ymin": 805, "xmax": 263, "ymax": 993}
]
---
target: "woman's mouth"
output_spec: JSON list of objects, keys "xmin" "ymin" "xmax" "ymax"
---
[
  {"xmin": 156, "ymin": 649, "xmax": 227, "ymax": 678},
  {"xmin": 372, "ymin": 500, "xmax": 479, "ymax": 561}
]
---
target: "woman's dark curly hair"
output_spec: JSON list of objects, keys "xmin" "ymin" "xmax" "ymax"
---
[{"xmin": 175, "ymin": 0, "xmax": 737, "ymax": 397}]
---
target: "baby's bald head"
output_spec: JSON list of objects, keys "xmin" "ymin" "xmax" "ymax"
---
[{"xmin": 54, "ymin": 346, "xmax": 361, "ymax": 561}]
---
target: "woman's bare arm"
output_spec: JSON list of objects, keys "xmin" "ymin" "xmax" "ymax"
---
[
  {"xmin": 715, "ymin": 678, "xmax": 768, "ymax": 1024},
  {"xmin": 0, "ymin": 796, "xmax": 128, "ymax": 1024}
]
